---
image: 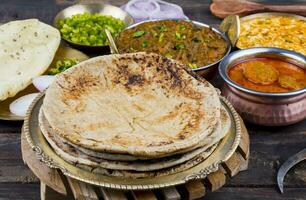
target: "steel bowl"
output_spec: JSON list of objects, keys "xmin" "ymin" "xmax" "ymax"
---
[
  {"xmin": 115, "ymin": 19, "xmax": 231, "ymax": 80},
  {"xmin": 53, "ymin": 3, "xmax": 135, "ymax": 53},
  {"xmin": 219, "ymin": 47, "xmax": 306, "ymax": 126}
]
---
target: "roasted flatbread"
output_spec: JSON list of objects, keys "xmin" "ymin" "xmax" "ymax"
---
[
  {"xmin": 43, "ymin": 53, "xmax": 220, "ymax": 157},
  {"xmin": 0, "ymin": 19, "xmax": 60, "ymax": 101},
  {"xmin": 42, "ymin": 104, "xmax": 230, "ymax": 162},
  {"xmin": 39, "ymin": 106, "xmax": 230, "ymax": 171},
  {"xmin": 77, "ymin": 143, "xmax": 217, "ymax": 178}
]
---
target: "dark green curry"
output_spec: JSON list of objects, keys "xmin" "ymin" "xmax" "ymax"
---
[{"xmin": 116, "ymin": 20, "xmax": 228, "ymax": 69}]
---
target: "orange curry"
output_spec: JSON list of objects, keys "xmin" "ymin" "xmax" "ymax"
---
[{"xmin": 228, "ymin": 58, "xmax": 306, "ymax": 93}]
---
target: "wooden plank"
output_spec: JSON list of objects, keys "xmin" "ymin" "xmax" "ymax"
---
[
  {"xmin": 0, "ymin": 121, "xmax": 22, "ymax": 134},
  {"xmin": 100, "ymin": 188, "xmax": 128, "ymax": 200},
  {"xmin": 238, "ymin": 117, "xmax": 250, "ymax": 160},
  {"xmin": 1, "ymin": 183, "xmax": 306, "ymax": 200},
  {"xmin": 160, "ymin": 187, "xmax": 181, "ymax": 200},
  {"xmin": 67, "ymin": 177, "xmax": 99, "ymax": 200},
  {"xmin": 21, "ymin": 132, "xmax": 67, "ymax": 195},
  {"xmin": 41, "ymin": 182, "xmax": 72, "ymax": 200},
  {"xmin": 205, "ymin": 169, "xmax": 226, "ymax": 192},
  {"xmin": 183, "ymin": 180, "xmax": 206, "ymax": 200},
  {"xmin": 204, "ymin": 187, "xmax": 306, "ymax": 200},
  {"xmin": 0, "ymin": 183, "xmax": 40, "ymax": 200},
  {"xmin": 131, "ymin": 190, "xmax": 157, "ymax": 200},
  {"xmin": 0, "ymin": 133, "xmax": 23, "ymax": 159},
  {"xmin": 0, "ymin": 165, "xmax": 38, "ymax": 183},
  {"xmin": 222, "ymin": 152, "xmax": 241, "ymax": 177},
  {"xmin": 227, "ymin": 127, "xmax": 306, "ymax": 187},
  {"xmin": 239, "ymin": 153, "xmax": 249, "ymax": 172}
]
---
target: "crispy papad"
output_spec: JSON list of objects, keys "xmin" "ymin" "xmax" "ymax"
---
[
  {"xmin": 42, "ymin": 52, "xmax": 220, "ymax": 157},
  {"xmin": 0, "ymin": 19, "xmax": 60, "ymax": 101}
]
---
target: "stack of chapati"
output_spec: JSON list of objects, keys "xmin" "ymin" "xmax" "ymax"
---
[{"xmin": 38, "ymin": 52, "xmax": 231, "ymax": 178}]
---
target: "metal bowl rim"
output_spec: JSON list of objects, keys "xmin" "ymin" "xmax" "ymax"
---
[
  {"xmin": 239, "ymin": 12, "xmax": 306, "ymax": 22},
  {"xmin": 219, "ymin": 47, "xmax": 306, "ymax": 97},
  {"xmin": 53, "ymin": 3, "xmax": 135, "ymax": 48},
  {"xmin": 118, "ymin": 19, "xmax": 232, "ymax": 71}
]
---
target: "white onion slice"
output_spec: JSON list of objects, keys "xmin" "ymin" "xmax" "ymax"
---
[
  {"xmin": 125, "ymin": 0, "xmax": 152, "ymax": 20},
  {"xmin": 9, "ymin": 93, "xmax": 39, "ymax": 117},
  {"xmin": 157, "ymin": 0, "xmax": 188, "ymax": 19},
  {"xmin": 32, "ymin": 75, "xmax": 54, "ymax": 92},
  {"xmin": 122, "ymin": 0, "xmax": 188, "ymax": 22}
]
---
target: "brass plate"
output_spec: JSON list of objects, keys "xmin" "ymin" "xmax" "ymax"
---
[
  {"xmin": 24, "ymin": 94, "xmax": 241, "ymax": 190},
  {"xmin": 0, "ymin": 45, "xmax": 89, "ymax": 121}
]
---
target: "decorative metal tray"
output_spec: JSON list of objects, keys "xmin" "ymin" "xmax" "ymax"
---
[{"xmin": 23, "ymin": 93, "xmax": 241, "ymax": 190}]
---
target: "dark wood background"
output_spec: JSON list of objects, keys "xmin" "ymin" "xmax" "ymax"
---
[{"xmin": 0, "ymin": 0, "xmax": 305, "ymax": 199}]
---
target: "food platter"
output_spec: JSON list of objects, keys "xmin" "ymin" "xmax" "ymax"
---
[
  {"xmin": 3, "ymin": 1, "xmax": 306, "ymax": 199},
  {"xmin": 0, "ymin": 45, "xmax": 89, "ymax": 121},
  {"xmin": 24, "ymin": 93, "xmax": 241, "ymax": 190}
]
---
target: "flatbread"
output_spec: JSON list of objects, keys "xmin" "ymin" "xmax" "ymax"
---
[
  {"xmin": 45, "ymin": 105, "xmax": 230, "ymax": 161},
  {"xmin": 43, "ymin": 52, "xmax": 220, "ymax": 157},
  {"xmin": 39, "ymin": 107, "xmax": 229, "ymax": 171},
  {"xmin": 78, "ymin": 143, "xmax": 217, "ymax": 178},
  {"xmin": 0, "ymin": 19, "xmax": 60, "ymax": 101}
]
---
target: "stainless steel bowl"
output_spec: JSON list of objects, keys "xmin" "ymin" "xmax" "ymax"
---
[
  {"xmin": 116, "ymin": 19, "xmax": 231, "ymax": 79},
  {"xmin": 53, "ymin": 3, "xmax": 135, "ymax": 53},
  {"xmin": 219, "ymin": 47, "xmax": 306, "ymax": 126}
]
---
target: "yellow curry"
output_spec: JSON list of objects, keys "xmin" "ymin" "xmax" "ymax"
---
[
  {"xmin": 229, "ymin": 58, "xmax": 306, "ymax": 93},
  {"xmin": 237, "ymin": 16, "xmax": 306, "ymax": 55}
]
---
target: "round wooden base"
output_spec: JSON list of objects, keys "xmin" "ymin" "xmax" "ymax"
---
[{"xmin": 21, "ymin": 117, "xmax": 249, "ymax": 200}]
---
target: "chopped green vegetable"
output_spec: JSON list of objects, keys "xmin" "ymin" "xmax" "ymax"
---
[
  {"xmin": 156, "ymin": 24, "xmax": 167, "ymax": 32},
  {"xmin": 158, "ymin": 33, "xmax": 164, "ymax": 42},
  {"xmin": 175, "ymin": 31, "xmax": 181, "ymax": 40},
  {"xmin": 165, "ymin": 53, "xmax": 172, "ymax": 58},
  {"xmin": 188, "ymin": 63, "xmax": 197, "ymax": 68},
  {"xmin": 152, "ymin": 31, "xmax": 159, "ymax": 38},
  {"xmin": 133, "ymin": 30, "xmax": 145, "ymax": 38},
  {"xmin": 48, "ymin": 58, "xmax": 79, "ymax": 75},
  {"xmin": 174, "ymin": 44, "xmax": 185, "ymax": 50},
  {"xmin": 180, "ymin": 25, "xmax": 186, "ymax": 30},
  {"xmin": 58, "ymin": 13, "xmax": 125, "ymax": 46},
  {"xmin": 141, "ymin": 40, "xmax": 149, "ymax": 48}
]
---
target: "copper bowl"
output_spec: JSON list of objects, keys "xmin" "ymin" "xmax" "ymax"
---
[
  {"xmin": 219, "ymin": 47, "xmax": 306, "ymax": 126},
  {"xmin": 116, "ymin": 19, "xmax": 231, "ymax": 80}
]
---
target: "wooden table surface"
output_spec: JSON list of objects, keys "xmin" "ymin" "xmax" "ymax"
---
[{"xmin": 0, "ymin": 0, "xmax": 305, "ymax": 199}]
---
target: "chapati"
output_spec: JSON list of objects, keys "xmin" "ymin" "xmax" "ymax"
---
[
  {"xmin": 39, "ymin": 106, "xmax": 230, "ymax": 171},
  {"xmin": 43, "ymin": 104, "xmax": 230, "ymax": 161},
  {"xmin": 43, "ymin": 52, "xmax": 220, "ymax": 157},
  {"xmin": 79, "ymin": 144, "xmax": 218, "ymax": 178}
]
